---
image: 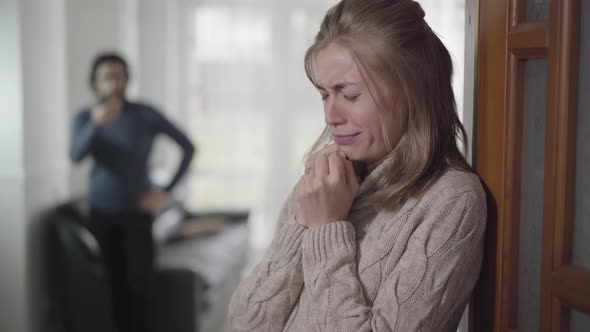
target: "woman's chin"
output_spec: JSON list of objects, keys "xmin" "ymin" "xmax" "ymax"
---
[
  {"xmin": 339, "ymin": 148, "xmax": 366, "ymax": 163},
  {"xmin": 345, "ymin": 149, "xmax": 390, "ymax": 166}
]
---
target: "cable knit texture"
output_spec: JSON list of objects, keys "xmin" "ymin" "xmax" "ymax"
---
[{"xmin": 228, "ymin": 157, "xmax": 487, "ymax": 332}]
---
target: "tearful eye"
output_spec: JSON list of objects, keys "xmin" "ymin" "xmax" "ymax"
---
[{"xmin": 344, "ymin": 94, "xmax": 360, "ymax": 102}]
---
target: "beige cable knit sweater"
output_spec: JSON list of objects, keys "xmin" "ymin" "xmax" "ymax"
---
[{"xmin": 228, "ymin": 159, "xmax": 487, "ymax": 332}]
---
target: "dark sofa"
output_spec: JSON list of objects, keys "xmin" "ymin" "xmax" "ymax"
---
[{"xmin": 42, "ymin": 202, "xmax": 206, "ymax": 332}]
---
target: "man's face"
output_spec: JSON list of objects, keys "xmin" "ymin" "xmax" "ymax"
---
[{"xmin": 94, "ymin": 61, "xmax": 127, "ymax": 99}]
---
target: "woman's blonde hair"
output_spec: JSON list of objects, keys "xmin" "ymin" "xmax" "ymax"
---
[{"xmin": 304, "ymin": 0, "xmax": 470, "ymax": 209}]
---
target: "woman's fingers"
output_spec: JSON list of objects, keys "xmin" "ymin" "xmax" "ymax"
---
[
  {"xmin": 304, "ymin": 164, "xmax": 315, "ymax": 178},
  {"xmin": 327, "ymin": 152, "xmax": 346, "ymax": 180},
  {"xmin": 305, "ymin": 145, "xmax": 357, "ymax": 191},
  {"xmin": 314, "ymin": 154, "xmax": 329, "ymax": 178},
  {"xmin": 318, "ymin": 143, "xmax": 339, "ymax": 156},
  {"xmin": 305, "ymin": 144, "xmax": 339, "ymax": 169}
]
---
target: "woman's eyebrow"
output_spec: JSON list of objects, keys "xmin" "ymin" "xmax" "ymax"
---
[{"xmin": 317, "ymin": 81, "xmax": 361, "ymax": 91}]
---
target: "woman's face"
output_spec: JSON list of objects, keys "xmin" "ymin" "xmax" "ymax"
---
[{"xmin": 315, "ymin": 42, "xmax": 405, "ymax": 164}]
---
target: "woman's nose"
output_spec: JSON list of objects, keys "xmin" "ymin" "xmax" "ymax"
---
[{"xmin": 324, "ymin": 99, "xmax": 346, "ymax": 126}]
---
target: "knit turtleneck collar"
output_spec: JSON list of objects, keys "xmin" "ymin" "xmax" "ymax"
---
[
  {"xmin": 352, "ymin": 153, "xmax": 423, "ymax": 216},
  {"xmin": 356, "ymin": 154, "xmax": 396, "ymax": 197}
]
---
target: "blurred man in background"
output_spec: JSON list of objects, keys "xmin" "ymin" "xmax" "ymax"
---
[{"xmin": 69, "ymin": 52, "xmax": 194, "ymax": 332}]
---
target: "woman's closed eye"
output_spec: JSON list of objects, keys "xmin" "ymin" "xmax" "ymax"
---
[
  {"xmin": 320, "ymin": 91, "xmax": 360, "ymax": 102},
  {"xmin": 343, "ymin": 94, "xmax": 360, "ymax": 102}
]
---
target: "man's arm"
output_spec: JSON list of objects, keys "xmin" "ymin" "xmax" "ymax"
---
[
  {"xmin": 152, "ymin": 110, "xmax": 195, "ymax": 192},
  {"xmin": 70, "ymin": 111, "xmax": 98, "ymax": 162},
  {"xmin": 69, "ymin": 97, "xmax": 123, "ymax": 162}
]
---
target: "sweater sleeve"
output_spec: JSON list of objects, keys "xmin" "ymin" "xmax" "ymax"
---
[
  {"xmin": 70, "ymin": 111, "xmax": 98, "ymax": 162},
  {"xmin": 228, "ymin": 191, "xmax": 306, "ymax": 332},
  {"xmin": 300, "ymin": 191, "xmax": 487, "ymax": 332},
  {"xmin": 150, "ymin": 109, "xmax": 195, "ymax": 192}
]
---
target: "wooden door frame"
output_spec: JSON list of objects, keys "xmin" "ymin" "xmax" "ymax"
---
[
  {"xmin": 542, "ymin": 0, "xmax": 590, "ymax": 329},
  {"xmin": 471, "ymin": 0, "xmax": 590, "ymax": 331}
]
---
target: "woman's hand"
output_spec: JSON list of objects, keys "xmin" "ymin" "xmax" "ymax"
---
[
  {"xmin": 304, "ymin": 143, "xmax": 339, "ymax": 172},
  {"xmin": 295, "ymin": 150, "xmax": 359, "ymax": 227}
]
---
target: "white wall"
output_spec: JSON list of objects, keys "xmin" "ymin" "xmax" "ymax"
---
[
  {"xmin": 462, "ymin": 0, "xmax": 477, "ymax": 165},
  {"xmin": 137, "ymin": 0, "xmax": 192, "ymax": 179},
  {"xmin": 0, "ymin": 0, "xmax": 28, "ymax": 330},
  {"xmin": 20, "ymin": 1, "xmax": 70, "ymax": 331},
  {"xmin": 21, "ymin": 0, "xmax": 69, "ymax": 216},
  {"xmin": 136, "ymin": 0, "xmax": 188, "ymax": 123},
  {"xmin": 1, "ymin": 0, "xmax": 70, "ymax": 330}
]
